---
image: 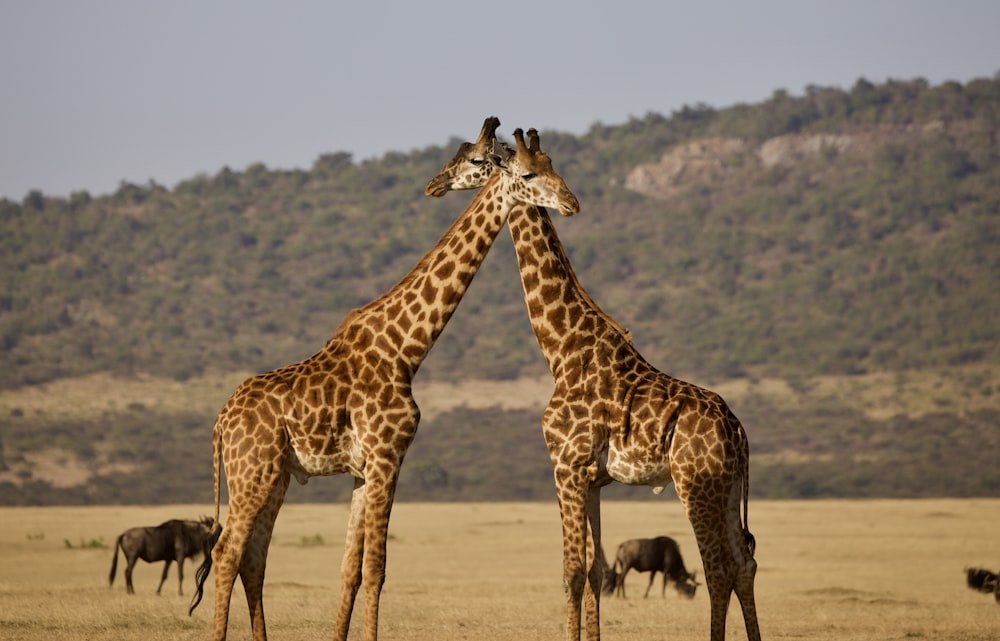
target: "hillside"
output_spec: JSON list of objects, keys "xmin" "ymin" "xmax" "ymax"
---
[{"xmin": 1, "ymin": 76, "xmax": 998, "ymax": 504}]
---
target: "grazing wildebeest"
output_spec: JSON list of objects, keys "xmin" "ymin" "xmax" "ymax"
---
[
  {"xmin": 109, "ymin": 517, "xmax": 214, "ymax": 595},
  {"xmin": 607, "ymin": 536, "xmax": 700, "ymax": 599},
  {"xmin": 965, "ymin": 567, "xmax": 1000, "ymax": 602}
]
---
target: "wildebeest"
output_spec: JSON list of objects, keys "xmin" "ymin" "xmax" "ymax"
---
[
  {"xmin": 965, "ymin": 567, "xmax": 1000, "ymax": 602},
  {"xmin": 605, "ymin": 536, "xmax": 700, "ymax": 599},
  {"xmin": 109, "ymin": 517, "xmax": 214, "ymax": 595}
]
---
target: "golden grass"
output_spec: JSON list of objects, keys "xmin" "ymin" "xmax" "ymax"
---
[{"xmin": 1, "ymin": 499, "xmax": 998, "ymax": 640}]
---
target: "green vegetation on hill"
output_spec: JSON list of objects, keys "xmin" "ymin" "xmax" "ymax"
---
[{"xmin": 1, "ymin": 76, "xmax": 999, "ymax": 504}]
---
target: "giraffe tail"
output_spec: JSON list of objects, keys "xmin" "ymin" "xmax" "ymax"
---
[
  {"xmin": 741, "ymin": 436, "xmax": 755, "ymax": 557},
  {"xmin": 189, "ymin": 414, "xmax": 224, "ymax": 616}
]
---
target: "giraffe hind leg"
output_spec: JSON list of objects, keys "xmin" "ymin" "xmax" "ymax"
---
[
  {"xmin": 731, "ymin": 504, "xmax": 761, "ymax": 640},
  {"xmin": 735, "ymin": 560, "xmax": 761, "ymax": 641},
  {"xmin": 676, "ymin": 481, "xmax": 737, "ymax": 641},
  {"xmin": 210, "ymin": 521, "xmax": 241, "ymax": 641},
  {"xmin": 240, "ymin": 473, "xmax": 289, "ymax": 641},
  {"xmin": 211, "ymin": 464, "xmax": 290, "ymax": 641},
  {"xmin": 691, "ymin": 526, "xmax": 735, "ymax": 641}
]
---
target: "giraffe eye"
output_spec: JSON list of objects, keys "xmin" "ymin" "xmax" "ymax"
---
[
  {"xmin": 521, "ymin": 173, "xmax": 536, "ymax": 180},
  {"xmin": 470, "ymin": 158, "xmax": 485, "ymax": 166}
]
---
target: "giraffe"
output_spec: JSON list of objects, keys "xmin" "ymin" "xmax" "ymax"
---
[
  {"xmin": 188, "ymin": 116, "xmax": 580, "ymax": 641},
  {"xmin": 425, "ymin": 128, "xmax": 761, "ymax": 641}
]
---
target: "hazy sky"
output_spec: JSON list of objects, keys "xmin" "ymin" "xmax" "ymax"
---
[{"xmin": 1, "ymin": 0, "xmax": 998, "ymax": 200}]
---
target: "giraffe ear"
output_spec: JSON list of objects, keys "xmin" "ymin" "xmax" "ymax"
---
[{"xmin": 489, "ymin": 141, "xmax": 513, "ymax": 169}]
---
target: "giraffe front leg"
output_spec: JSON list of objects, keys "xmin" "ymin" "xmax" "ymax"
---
[
  {"xmin": 358, "ymin": 467, "xmax": 401, "ymax": 641},
  {"xmin": 583, "ymin": 484, "xmax": 604, "ymax": 641},
  {"xmin": 333, "ymin": 478, "xmax": 367, "ymax": 641},
  {"xmin": 555, "ymin": 467, "xmax": 590, "ymax": 641},
  {"xmin": 125, "ymin": 557, "xmax": 137, "ymax": 595}
]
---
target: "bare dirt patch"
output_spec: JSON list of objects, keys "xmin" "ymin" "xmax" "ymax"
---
[{"xmin": 0, "ymin": 448, "xmax": 138, "ymax": 488}]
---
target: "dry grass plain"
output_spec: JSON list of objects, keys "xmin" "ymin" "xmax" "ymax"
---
[{"xmin": 0, "ymin": 499, "xmax": 997, "ymax": 641}]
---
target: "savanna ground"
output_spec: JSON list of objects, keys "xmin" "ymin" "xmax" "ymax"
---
[{"xmin": 0, "ymin": 499, "xmax": 997, "ymax": 640}]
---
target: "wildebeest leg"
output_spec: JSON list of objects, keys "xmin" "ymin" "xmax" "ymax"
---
[
  {"xmin": 124, "ymin": 553, "xmax": 139, "ymax": 595},
  {"xmin": 174, "ymin": 534, "xmax": 188, "ymax": 596},
  {"xmin": 157, "ymin": 558, "xmax": 173, "ymax": 595},
  {"xmin": 614, "ymin": 565, "xmax": 629, "ymax": 598},
  {"xmin": 643, "ymin": 569, "xmax": 656, "ymax": 598},
  {"xmin": 176, "ymin": 560, "xmax": 185, "ymax": 596}
]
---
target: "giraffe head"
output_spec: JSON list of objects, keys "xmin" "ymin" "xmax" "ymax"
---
[
  {"xmin": 425, "ymin": 116, "xmax": 501, "ymax": 197},
  {"xmin": 496, "ymin": 127, "xmax": 579, "ymax": 216},
  {"xmin": 426, "ymin": 121, "xmax": 579, "ymax": 217}
]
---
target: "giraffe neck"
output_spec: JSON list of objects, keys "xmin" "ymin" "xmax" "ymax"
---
[
  {"xmin": 508, "ymin": 204, "xmax": 632, "ymax": 377},
  {"xmin": 331, "ymin": 173, "xmax": 517, "ymax": 377}
]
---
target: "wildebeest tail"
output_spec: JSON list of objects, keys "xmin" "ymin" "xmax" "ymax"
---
[
  {"xmin": 189, "ymin": 413, "xmax": 224, "ymax": 616},
  {"xmin": 108, "ymin": 533, "xmax": 124, "ymax": 586}
]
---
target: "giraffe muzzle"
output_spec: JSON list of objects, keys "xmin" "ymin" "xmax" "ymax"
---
[
  {"xmin": 424, "ymin": 176, "xmax": 452, "ymax": 198},
  {"xmin": 558, "ymin": 193, "xmax": 581, "ymax": 217}
]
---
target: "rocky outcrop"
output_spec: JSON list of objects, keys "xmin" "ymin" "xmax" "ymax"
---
[
  {"xmin": 756, "ymin": 133, "xmax": 856, "ymax": 167},
  {"xmin": 626, "ymin": 133, "xmax": 859, "ymax": 199},
  {"xmin": 624, "ymin": 137, "xmax": 748, "ymax": 199}
]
